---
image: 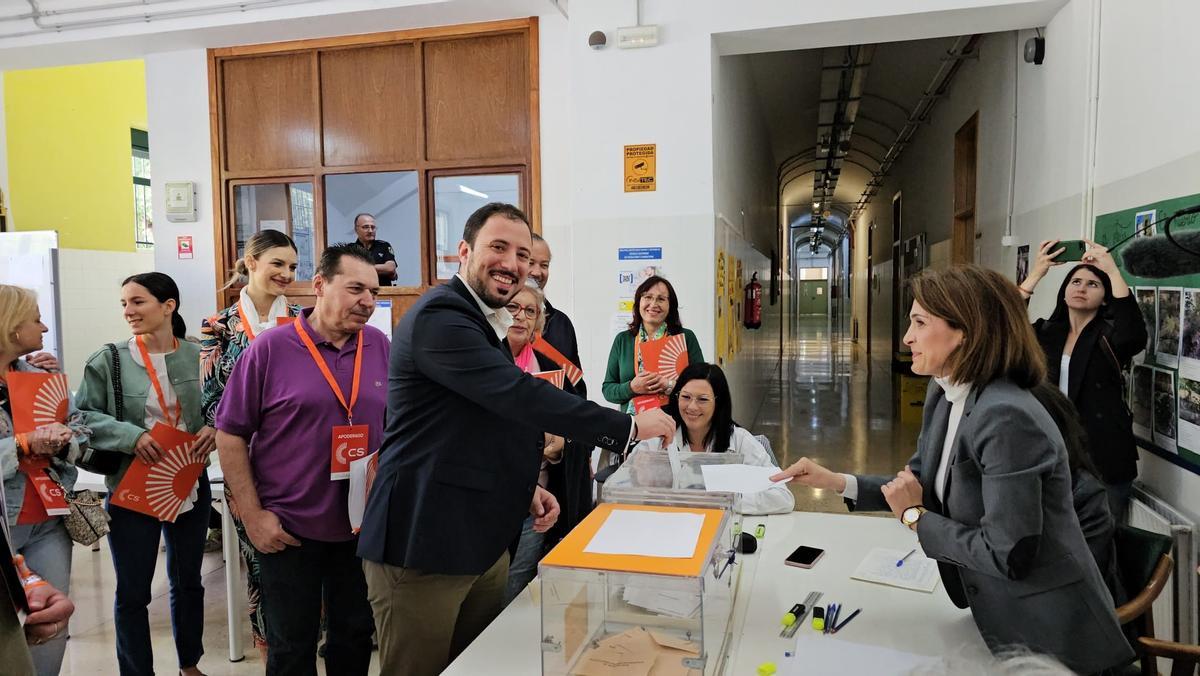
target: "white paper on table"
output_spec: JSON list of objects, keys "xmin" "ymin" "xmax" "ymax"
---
[
  {"xmin": 850, "ymin": 547, "xmax": 941, "ymax": 593},
  {"xmin": 583, "ymin": 509, "xmax": 704, "ymax": 558},
  {"xmin": 783, "ymin": 635, "xmax": 937, "ymax": 676},
  {"xmin": 622, "ymin": 586, "xmax": 700, "ymax": 619},
  {"xmin": 348, "ymin": 451, "xmax": 379, "ymax": 533},
  {"xmin": 700, "ymin": 463, "xmax": 787, "ymax": 493}
]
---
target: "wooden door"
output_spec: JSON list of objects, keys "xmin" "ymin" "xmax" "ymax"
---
[{"xmin": 953, "ymin": 113, "xmax": 978, "ymax": 264}]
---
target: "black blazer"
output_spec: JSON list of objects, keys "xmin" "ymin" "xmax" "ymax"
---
[
  {"xmin": 542, "ymin": 299, "xmax": 587, "ymax": 399},
  {"xmin": 357, "ymin": 277, "xmax": 632, "ymax": 575},
  {"xmin": 1034, "ymin": 294, "xmax": 1149, "ymax": 483}
]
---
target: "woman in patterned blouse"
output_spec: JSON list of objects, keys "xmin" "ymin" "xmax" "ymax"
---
[{"xmin": 199, "ymin": 230, "xmax": 300, "ymax": 655}]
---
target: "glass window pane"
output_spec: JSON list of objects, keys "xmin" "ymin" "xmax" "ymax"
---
[
  {"xmin": 233, "ymin": 182, "xmax": 315, "ymax": 281},
  {"xmin": 325, "ymin": 171, "xmax": 420, "ymax": 287},
  {"xmin": 432, "ymin": 174, "xmax": 520, "ymax": 280}
]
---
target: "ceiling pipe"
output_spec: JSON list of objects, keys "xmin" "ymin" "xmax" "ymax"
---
[
  {"xmin": 2, "ymin": 0, "xmax": 327, "ymax": 38},
  {"xmin": 849, "ymin": 34, "xmax": 981, "ymax": 223}
]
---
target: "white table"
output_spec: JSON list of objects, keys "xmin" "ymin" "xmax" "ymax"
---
[
  {"xmin": 445, "ymin": 511, "xmax": 989, "ymax": 674},
  {"xmin": 74, "ymin": 461, "xmax": 246, "ymax": 663}
]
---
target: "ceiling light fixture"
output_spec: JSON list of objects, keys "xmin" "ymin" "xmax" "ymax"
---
[{"xmin": 458, "ymin": 185, "xmax": 489, "ymax": 199}]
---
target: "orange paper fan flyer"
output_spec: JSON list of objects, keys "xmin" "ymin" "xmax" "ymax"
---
[
  {"xmin": 532, "ymin": 369, "xmax": 566, "ymax": 389},
  {"xmin": 8, "ymin": 372, "xmax": 70, "ymax": 434},
  {"xmin": 112, "ymin": 423, "xmax": 205, "ymax": 522},
  {"xmin": 638, "ymin": 334, "xmax": 689, "ymax": 381}
]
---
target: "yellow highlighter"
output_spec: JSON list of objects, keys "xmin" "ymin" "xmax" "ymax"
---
[
  {"xmin": 811, "ymin": 606, "xmax": 825, "ymax": 631},
  {"xmin": 780, "ymin": 603, "xmax": 804, "ymax": 628}
]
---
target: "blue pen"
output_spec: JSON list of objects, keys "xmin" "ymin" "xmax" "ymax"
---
[
  {"xmin": 896, "ymin": 548, "xmax": 916, "ymax": 567},
  {"xmin": 824, "ymin": 603, "xmax": 839, "ymax": 635}
]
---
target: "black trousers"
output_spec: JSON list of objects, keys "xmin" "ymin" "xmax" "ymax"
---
[{"xmin": 257, "ymin": 536, "xmax": 375, "ymax": 676}]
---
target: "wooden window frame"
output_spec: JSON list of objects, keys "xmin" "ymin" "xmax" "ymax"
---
[{"xmin": 208, "ymin": 17, "xmax": 541, "ymax": 317}]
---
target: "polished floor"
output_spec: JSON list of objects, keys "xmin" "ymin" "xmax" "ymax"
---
[{"xmin": 54, "ymin": 312, "xmax": 910, "ymax": 674}]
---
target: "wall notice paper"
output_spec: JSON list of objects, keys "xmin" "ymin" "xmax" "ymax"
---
[
  {"xmin": 851, "ymin": 547, "xmax": 941, "ymax": 593},
  {"xmin": 583, "ymin": 509, "xmax": 705, "ymax": 558},
  {"xmin": 783, "ymin": 635, "xmax": 936, "ymax": 676},
  {"xmin": 368, "ymin": 299, "xmax": 392, "ymax": 339},
  {"xmin": 700, "ymin": 464, "xmax": 787, "ymax": 494},
  {"xmin": 111, "ymin": 423, "xmax": 205, "ymax": 522}
]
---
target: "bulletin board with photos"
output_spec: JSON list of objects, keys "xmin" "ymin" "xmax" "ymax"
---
[{"xmin": 1093, "ymin": 190, "xmax": 1200, "ymax": 473}]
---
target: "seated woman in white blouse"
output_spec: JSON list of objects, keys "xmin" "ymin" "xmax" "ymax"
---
[{"xmin": 607, "ymin": 362, "xmax": 794, "ymax": 515}]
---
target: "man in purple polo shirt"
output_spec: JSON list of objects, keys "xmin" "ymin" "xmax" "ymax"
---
[{"xmin": 215, "ymin": 244, "xmax": 387, "ymax": 676}]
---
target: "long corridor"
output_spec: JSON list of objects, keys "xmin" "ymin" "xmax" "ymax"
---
[{"xmin": 752, "ymin": 316, "xmax": 922, "ymax": 513}]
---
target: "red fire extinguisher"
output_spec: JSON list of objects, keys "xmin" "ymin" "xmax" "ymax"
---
[{"xmin": 743, "ymin": 273, "xmax": 762, "ymax": 329}]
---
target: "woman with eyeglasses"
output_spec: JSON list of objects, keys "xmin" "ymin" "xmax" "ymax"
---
[
  {"xmin": 602, "ymin": 275, "xmax": 704, "ymax": 413},
  {"xmin": 607, "ymin": 362, "xmax": 793, "ymax": 515},
  {"xmin": 502, "ymin": 280, "xmax": 583, "ymax": 603},
  {"xmin": 1018, "ymin": 240, "xmax": 1147, "ymax": 522}
]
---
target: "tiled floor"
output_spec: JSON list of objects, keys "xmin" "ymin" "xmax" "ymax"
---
[{"xmin": 56, "ymin": 313, "xmax": 911, "ymax": 674}]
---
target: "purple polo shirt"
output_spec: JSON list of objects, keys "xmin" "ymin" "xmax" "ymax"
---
[{"xmin": 215, "ymin": 308, "xmax": 389, "ymax": 542}]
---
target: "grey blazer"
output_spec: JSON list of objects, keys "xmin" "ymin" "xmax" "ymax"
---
[{"xmin": 851, "ymin": 379, "xmax": 1132, "ymax": 674}]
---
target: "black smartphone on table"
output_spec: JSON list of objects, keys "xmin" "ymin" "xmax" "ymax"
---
[
  {"xmin": 784, "ymin": 545, "xmax": 825, "ymax": 569},
  {"xmin": 1052, "ymin": 239, "xmax": 1087, "ymax": 262}
]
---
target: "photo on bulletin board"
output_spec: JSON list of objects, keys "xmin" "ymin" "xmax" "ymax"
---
[
  {"xmin": 1135, "ymin": 287, "xmax": 1157, "ymax": 363},
  {"xmin": 1180, "ymin": 288, "xmax": 1200, "ymax": 375},
  {"xmin": 1131, "ymin": 364, "xmax": 1153, "ymax": 440},
  {"xmin": 1153, "ymin": 368, "xmax": 1178, "ymax": 452},
  {"xmin": 1134, "ymin": 209, "xmax": 1157, "ymax": 238},
  {"xmin": 1177, "ymin": 375, "xmax": 1200, "ymax": 454},
  {"xmin": 1156, "ymin": 288, "xmax": 1182, "ymax": 369},
  {"xmin": 1016, "ymin": 245, "xmax": 1030, "ymax": 286}
]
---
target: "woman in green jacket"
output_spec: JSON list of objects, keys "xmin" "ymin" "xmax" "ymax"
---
[
  {"xmin": 602, "ymin": 275, "xmax": 704, "ymax": 412},
  {"xmin": 75, "ymin": 272, "xmax": 214, "ymax": 676}
]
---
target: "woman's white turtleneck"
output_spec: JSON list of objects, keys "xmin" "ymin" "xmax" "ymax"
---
[{"xmin": 931, "ymin": 376, "xmax": 973, "ymax": 502}]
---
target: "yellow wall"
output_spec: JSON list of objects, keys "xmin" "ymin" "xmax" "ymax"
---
[{"xmin": 4, "ymin": 60, "xmax": 147, "ymax": 251}]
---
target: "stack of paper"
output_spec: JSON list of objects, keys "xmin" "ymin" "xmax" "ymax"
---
[
  {"xmin": 622, "ymin": 586, "xmax": 699, "ymax": 619},
  {"xmin": 850, "ymin": 547, "xmax": 941, "ymax": 593},
  {"xmin": 572, "ymin": 626, "xmax": 700, "ymax": 676},
  {"xmin": 583, "ymin": 509, "xmax": 704, "ymax": 559},
  {"xmin": 783, "ymin": 635, "xmax": 936, "ymax": 675}
]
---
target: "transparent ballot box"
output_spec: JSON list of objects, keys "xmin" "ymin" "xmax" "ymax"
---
[
  {"xmin": 605, "ymin": 449, "xmax": 747, "ymax": 492},
  {"xmin": 538, "ymin": 490, "xmax": 738, "ymax": 676}
]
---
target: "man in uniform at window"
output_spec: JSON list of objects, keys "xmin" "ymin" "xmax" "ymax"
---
[{"xmin": 353, "ymin": 213, "xmax": 397, "ymax": 286}]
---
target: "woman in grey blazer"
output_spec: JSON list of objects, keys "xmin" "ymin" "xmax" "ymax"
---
[{"xmin": 774, "ymin": 265, "xmax": 1132, "ymax": 675}]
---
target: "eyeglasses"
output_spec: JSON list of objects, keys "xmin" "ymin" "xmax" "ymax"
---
[
  {"xmin": 505, "ymin": 302, "xmax": 538, "ymax": 320},
  {"xmin": 677, "ymin": 393, "xmax": 715, "ymax": 406}
]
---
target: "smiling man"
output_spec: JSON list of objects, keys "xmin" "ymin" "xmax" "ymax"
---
[
  {"xmin": 214, "ymin": 244, "xmax": 388, "ymax": 676},
  {"xmin": 358, "ymin": 202, "xmax": 676, "ymax": 676}
]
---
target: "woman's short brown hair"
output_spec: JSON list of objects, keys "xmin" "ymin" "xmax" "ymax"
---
[{"xmin": 908, "ymin": 264, "xmax": 1046, "ymax": 387}]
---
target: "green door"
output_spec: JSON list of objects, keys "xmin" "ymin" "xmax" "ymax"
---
[{"xmin": 797, "ymin": 280, "xmax": 828, "ymax": 315}]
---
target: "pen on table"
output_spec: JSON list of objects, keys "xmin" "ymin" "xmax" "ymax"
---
[
  {"xmin": 823, "ymin": 603, "xmax": 838, "ymax": 635},
  {"xmin": 831, "ymin": 608, "xmax": 861, "ymax": 634},
  {"xmin": 896, "ymin": 548, "xmax": 916, "ymax": 567}
]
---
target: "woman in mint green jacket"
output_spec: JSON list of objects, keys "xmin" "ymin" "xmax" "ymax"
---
[
  {"xmin": 602, "ymin": 275, "xmax": 703, "ymax": 412},
  {"xmin": 75, "ymin": 272, "xmax": 214, "ymax": 676}
]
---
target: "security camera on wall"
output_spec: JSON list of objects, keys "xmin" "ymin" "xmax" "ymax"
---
[
  {"xmin": 588, "ymin": 31, "xmax": 607, "ymax": 50},
  {"xmin": 1024, "ymin": 36, "xmax": 1045, "ymax": 65}
]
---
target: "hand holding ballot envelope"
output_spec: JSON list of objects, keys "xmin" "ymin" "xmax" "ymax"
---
[
  {"xmin": 770, "ymin": 457, "xmax": 847, "ymax": 492},
  {"xmin": 633, "ymin": 407, "xmax": 676, "ymax": 445}
]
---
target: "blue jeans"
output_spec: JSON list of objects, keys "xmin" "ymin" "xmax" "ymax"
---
[
  {"xmin": 257, "ymin": 536, "xmax": 374, "ymax": 676},
  {"xmin": 9, "ymin": 518, "xmax": 72, "ymax": 676},
  {"xmin": 504, "ymin": 516, "xmax": 544, "ymax": 605},
  {"xmin": 106, "ymin": 472, "xmax": 210, "ymax": 676}
]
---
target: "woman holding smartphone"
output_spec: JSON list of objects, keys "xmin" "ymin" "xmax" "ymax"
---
[
  {"xmin": 76, "ymin": 272, "xmax": 215, "ymax": 676},
  {"xmin": 1018, "ymin": 239, "xmax": 1148, "ymax": 521}
]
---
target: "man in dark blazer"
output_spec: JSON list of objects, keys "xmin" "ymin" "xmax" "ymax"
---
[{"xmin": 357, "ymin": 202, "xmax": 675, "ymax": 676}]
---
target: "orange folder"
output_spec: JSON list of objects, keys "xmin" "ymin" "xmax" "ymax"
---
[
  {"xmin": 540, "ymin": 502, "xmax": 726, "ymax": 578},
  {"xmin": 7, "ymin": 372, "xmax": 69, "ymax": 434},
  {"xmin": 633, "ymin": 334, "xmax": 689, "ymax": 412},
  {"xmin": 533, "ymin": 369, "xmax": 566, "ymax": 389},
  {"xmin": 111, "ymin": 423, "xmax": 205, "ymax": 523}
]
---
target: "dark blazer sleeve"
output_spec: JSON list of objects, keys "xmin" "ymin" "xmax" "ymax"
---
[
  {"xmin": 915, "ymin": 400, "xmax": 1057, "ymax": 581},
  {"xmin": 847, "ymin": 448, "xmax": 923, "ymax": 512},
  {"xmin": 414, "ymin": 303, "xmax": 632, "ymax": 450},
  {"xmin": 1105, "ymin": 294, "xmax": 1150, "ymax": 363}
]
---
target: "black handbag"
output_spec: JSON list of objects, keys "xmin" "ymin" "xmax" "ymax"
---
[{"xmin": 75, "ymin": 343, "xmax": 129, "ymax": 476}]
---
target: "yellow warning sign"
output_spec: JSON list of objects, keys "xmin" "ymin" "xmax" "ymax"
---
[{"xmin": 624, "ymin": 144, "xmax": 656, "ymax": 193}]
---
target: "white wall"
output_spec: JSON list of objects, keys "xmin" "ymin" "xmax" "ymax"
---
[
  {"xmin": 57, "ymin": 248, "xmax": 155, "ymax": 389},
  {"xmin": 146, "ymin": 49, "xmax": 218, "ymax": 324},
  {"xmin": 712, "ymin": 52, "xmax": 781, "ymax": 423}
]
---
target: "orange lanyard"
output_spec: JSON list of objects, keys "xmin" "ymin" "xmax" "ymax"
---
[
  {"xmin": 135, "ymin": 334, "xmax": 182, "ymax": 428},
  {"xmin": 293, "ymin": 316, "xmax": 363, "ymax": 424},
  {"xmin": 237, "ymin": 301, "xmax": 261, "ymax": 341}
]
